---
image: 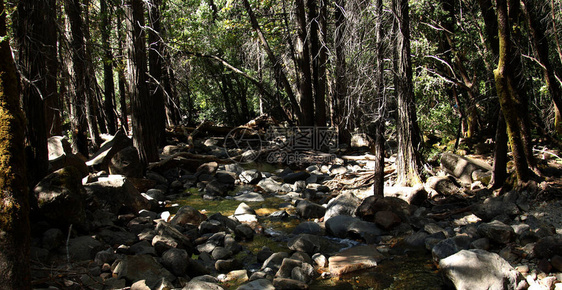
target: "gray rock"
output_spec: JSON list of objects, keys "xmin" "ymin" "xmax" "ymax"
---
[
  {"xmin": 234, "ymin": 191, "xmax": 265, "ymax": 202},
  {"xmin": 34, "ymin": 166, "xmax": 87, "ymax": 229},
  {"xmin": 84, "ymin": 175, "xmax": 151, "ymax": 214},
  {"xmin": 109, "ymin": 146, "xmax": 143, "ymax": 178},
  {"xmin": 292, "ymin": 221, "xmax": 323, "ymax": 235},
  {"xmin": 283, "ymin": 172, "xmax": 310, "ymax": 184},
  {"xmin": 183, "ymin": 280, "xmax": 224, "ymax": 290},
  {"xmin": 237, "ymin": 279, "xmax": 275, "ymax": 290},
  {"xmin": 152, "ymin": 234, "xmax": 178, "ymax": 255},
  {"xmin": 130, "ymin": 240, "xmax": 157, "ymax": 256},
  {"xmin": 234, "ymin": 202, "xmax": 257, "ymax": 216},
  {"xmin": 374, "ymin": 211, "xmax": 402, "ymax": 230},
  {"xmin": 323, "ymin": 191, "xmax": 361, "ymax": 220},
  {"xmin": 212, "ymin": 247, "xmax": 233, "ymax": 260},
  {"xmin": 287, "ymin": 234, "xmax": 332, "ymax": 255},
  {"xmin": 404, "ymin": 231, "xmax": 429, "ymax": 248},
  {"xmin": 113, "ymin": 255, "xmax": 176, "ymax": 287},
  {"xmin": 425, "ymin": 176, "xmax": 463, "ymax": 196},
  {"xmin": 295, "ymin": 200, "xmax": 326, "ymax": 219},
  {"xmin": 291, "ymin": 263, "xmax": 315, "ymax": 283},
  {"xmin": 205, "ymin": 180, "xmax": 229, "ymax": 196},
  {"xmin": 234, "ymin": 224, "xmax": 254, "ymax": 241},
  {"xmin": 432, "ymin": 235, "xmax": 473, "ymax": 261},
  {"xmin": 199, "ymin": 219, "xmax": 226, "ymax": 235},
  {"xmin": 64, "ymin": 236, "xmax": 104, "ymax": 262},
  {"xmin": 215, "ymin": 259, "xmax": 241, "ymax": 273},
  {"xmin": 534, "ymin": 235, "xmax": 562, "ymax": 258},
  {"xmin": 215, "ymin": 171, "xmax": 236, "ymax": 186},
  {"xmin": 346, "ymin": 219, "xmax": 383, "ymax": 244},
  {"xmin": 196, "ymin": 162, "xmax": 219, "ymax": 177},
  {"xmin": 94, "ymin": 248, "xmax": 116, "ymax": 265},
  {"xmin": 42, "ymin": 228, "xmax": 64, "ymax": 251},
  {"xmin": 170, "ymin": 205, "xmax": 207, "ymax": 226},
  {"xmin": 473, "ymin": 198, "xmax": 520, "ymax": 222},
  {"xmin": 477, "ymin": 220, "xmax": 515, "ymax": 244},
  {"xmin": 261, "ymin": 252, "xmax": 290, "ymax": 272},
  {"xmin": 439, "ymin": 249, "xmax": 525, "ymax": 290},
  {"xmin": 325, "ymin": 215, "xmax": 359, "ymax": 238},
  {"xmin": 312, "ymin": 253, "xmax": 327, "ymax": 267},
  {"xmin": 275, "ymin": 258, "xmax": 302, "ymax": 278},
  {"xmin": 98, "ymin": 228, "xmax": 138, "ymax": 246},
  {"xmin": 257, "ymin": 247, "xmax": 273, "ymax": 263},
  {"xmin": 239, "ymin": 170, "xmax": 262, "ymax": 184},
  {"xmin": 273, "ymin": 278, "xmax": 309, "ymax": 289},
  {"xmin": 328, "ymin": 245, "xmax": 384, "ymax": 276},
  {"xmin": 161, "ymin": 248, "xmax": 191, "ymax": 277},
  {"xmin": 154, "ymin": 221, "xmax": 193, "ymax": 253},
  {"xmin": 257, "ymin": 177, "xmax": 285, "ymax": 193}
]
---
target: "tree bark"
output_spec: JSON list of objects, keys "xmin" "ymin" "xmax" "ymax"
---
[
  {"xmin": 128, "ymin": 0, "xmax": 159, "ymax": 165},
  {"xmin": 491, "ymin": 112, "xmax": 508, "ymax": 188},
  {"xmin": 373, "ymin": 0, "xmax": 385, "ymax": 197},
  {"xmin": 295, "ymin": 0, "xmax": 314, "ymax": 126},
  {"xmin": 14, "ymin": 0, "xmax": 53, "ymax": 186},
  {"xmin": 308, "ymin": 0, "xmax": 327, "ymax": 127},
  {"xmin": 117, "ymin": 9, "xmax": 129, "ymax": 132},
  {"xmin": 521, "ymin": 0, "xmax": 562, "ymax": 135},
  {"xmin": 64, "ymin": 0, "xmax": 90, "ymax": 158},
  {"xmin": 101, "ymin": 0, "xmax": 117, "ymax": 135},
  {"xmin": 0, "ymin": 0, "xmax": 31, "ymax": 286},
  {"xmin": 393, "ymin": 0, "xmax": 423, "ymax": 186},
  {"xmin": 148, "ymin": 0, "xmax": 167, "ymax": 145},
  {"xmin": 334, "ymin": 0, "xmax": 351, "ymax": 143},
  {"xmin": 493, "ymin": 0, "xmax": 535, "ymax": 184}
]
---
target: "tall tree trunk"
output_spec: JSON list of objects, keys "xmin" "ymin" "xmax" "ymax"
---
[
  {"xmin": 373, "ymin": 0, "xmax": 385, "ymax": 197},
  {"xmin": 64, "ymin": 0, "xmax": 90, "ymax": 158},
  {"xmin": 101, "ymin": 0, "xmax": 117, "ymax": 135},
  {"xmin": 0, "ymin": 0, "xmax": 31, "ymax": 286},
  {"xmin": 295, "ymin": 0, "xmax": 314, "ymax": 126},
  {"xmin": 308, "ymin": 0, "xmax": 327, "ymax": 127},
  {"xmin": 15, "ymin": 0, "xmax": 52, "ymax": 185},
  {"xmin": 117, "ymin": 9, "xmax": 129, "ymax": 132},
  {"xmin": 128, "ymin": 0, "xmax": 159, "ymax": 165},
  {"xmin": 242, "ymin": 0, "xmax": 301, "ymax": 124},
  {"xmin": 334, "ymin": 0, "xmax": 351, "ymax": 143},
  {"xmin": 521, "ymin": 0, "xmax": 562, "ymax": 135},
  {"xmin": 44, "ymin": 0, "xmax": 61, "ymax": 137},
  {"xmin": 148, "ymin": 0, "xmax": 166, "ymax": 144},
  {"xmin": 83, "ymin": 0, "xmax": 102, "ymax": 147},
  {"xmin": 493, "ymin": 0, "xmax": 535, "ymax": 184},
  {"xmin": 393, "ymin": 0, "xmax": 423, "ymax": 186},
  {"xmin": 491, "ymin": 112, "xmax": 508, "ymax": 188}
]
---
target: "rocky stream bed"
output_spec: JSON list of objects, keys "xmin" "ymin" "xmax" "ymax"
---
[{"xmin": 31, "ymin": 131, "xmax": 562, "ymax": 289}]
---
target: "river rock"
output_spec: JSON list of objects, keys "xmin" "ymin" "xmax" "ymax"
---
[
  {"xmin": 170, "ymin": 205, "xmax": 207, "ymax": 226},
  {"xmin": 283, "ymin": 171, "xmax": 311, "ymax": 183},
  {"xmin": 65, "ymin": 235, "xmax": 104, "ymax": 262},
  {"xmin": 262, "ymin": 252, "xmax": 290, "ymax": 273},
  {"xmin": 234, "ymin": 191, "xmax": 265, "ymax": 202},
  {"xmin": 239, "ymin": 170, "xmax": 262, "ymax": 184},
  {"xmin": 197, "ymin": 162, "xmax": 219, "ymax": 177},
  {"xmin": 382, "ymin": 186, "xmax": 428, "ymax": 206},
  {"xmin": 273, "ymin": 278, "xmax": 309, "ymax": 289},
  {"xmin": 237, "ymin": 279, "xmax": 275, "ymax": 290},
  {"xmin": 275, "ymin": 258, "xmax": 303, "ymax": 278},
  {"xmin": 295, "ymin": 200, "xmax": 326, "ymax": 219},
  {"xmin": 477, "ymin": 220, "xmax": 515, "ymax": 244},
  {"xmin": 534, "ymin": 235, "xmax": 562, "ymax": 258},
  {"xmin": 183, "ymin": 280, "xmax": 224, "ymax": 290},
  {"xmin": 257, "ymin": 177, "xmax": 286, "ymax": 193},
  {"xmin": 472, "ymin": 197, "xmax": 520, "ymax": 222},
  {"xmin": 432, "ymin": 235, "xmax": 473, "ymax": 261},
  {"xmin": 199, "ymin": 219, "xmax": 226, "ymax": 235},
  {"xmin": 108, "ymin": 146, "xmax": 143, "ymax": 178},
  {"xmin": 114, "ymin": 254, "xmax": 176, "ymax": 287},
  {"xmin": 374, "ymin": 211, "xmax": 402, "ymax": 230},
  {"xmin": 205, "ymin": 179, "xmax": 229, "ymax": 196},
  {"xmin": 425, "ymin": 176, "xmax": 463, "ymax": 197},
  {"xmin": 439, "ymin": 249, "xmax": 525, "ymax": 290},
  {"xmin": 324, "ymin": 191, "xmax": 361, "ymax": 220},
  {"xmin": 34, "ymin": 166, "xmax": 88, "ymax": 229},
  {"xmin": 325, "ymin": 215, "xmax": 360, "ymax": 238},
  {"xmin": 328, "ymin": 245, "xmax": 385, "ymax": 276},
  {"xmin": 234, "ymin": 224, "xmax": 254, "ymax": 241},
  {"xmin": 84, "ymin": 174, "xmax": 151, "ymax": 214},
  {"xmin": 292, "ymin": 221, "xmax": 323, "ymax": 235}
]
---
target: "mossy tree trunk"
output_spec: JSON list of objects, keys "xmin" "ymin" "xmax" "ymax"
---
[
  {"xmin": 493, "ymin": 0, "xmax": 536, "ymax": 185},
  {"xmin": 0, "ymin": 0, "xmax": 31, "ymax": 287}
]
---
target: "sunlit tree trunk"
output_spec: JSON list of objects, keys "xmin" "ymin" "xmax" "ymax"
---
[
  {"xmin": 393, "ymin": 0, "xmax": 423, "ymax": 186},
  {"xmin": 128, "ymin": 0, "xmax": 159, "ymax": 165},
  {"xmin": 0, "ymin": 0, "xmax": 31, "ymax": 286},
  {"xmin": 493, "ymin": 0, "xmax": 536, "ymax": 184}
]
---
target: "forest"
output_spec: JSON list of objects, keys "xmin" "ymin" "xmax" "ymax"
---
[{"xmin": 2, "ymin": 0, "xmax": 562, "ymax": 289}]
